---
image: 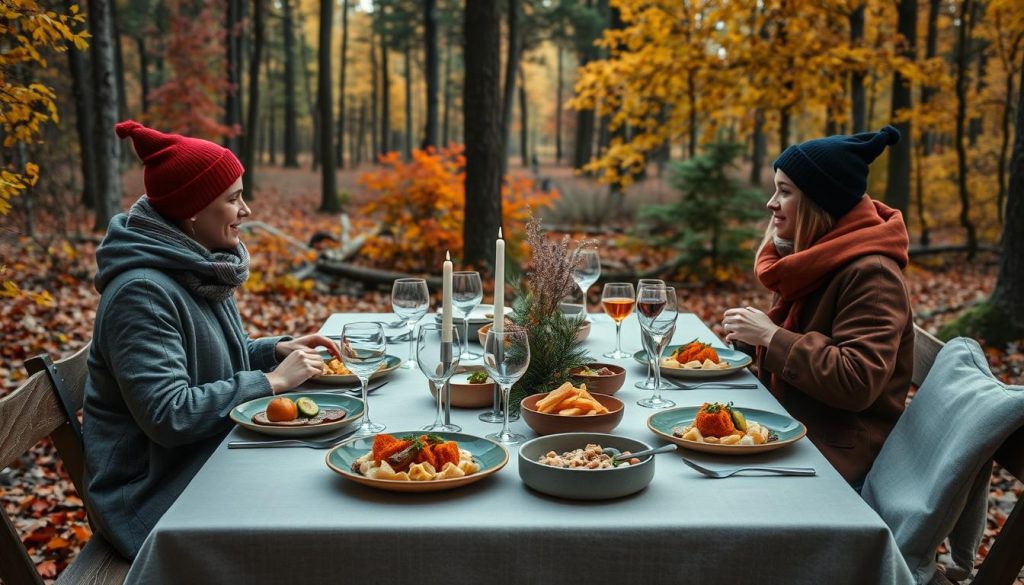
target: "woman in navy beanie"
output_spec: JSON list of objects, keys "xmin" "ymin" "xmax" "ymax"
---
[
  {"xmin": 82, "ymin": 121, "xmax": 341, "ymax": 559},
  {"xmin": 721, "ymin": 125, "xmax": 914, "ymax": 487}
]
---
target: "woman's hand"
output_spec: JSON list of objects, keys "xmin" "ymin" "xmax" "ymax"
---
[
  {"xmin": 265, "ymin": 348, "xmax": 324, "ymax": 394},
  {"xmin": 722, "ymin": 307, "xmax": 780, "ymax": 348},
  {"xmin": 275, "ymin": 334, "xmax": 341, "ymax": 361}
]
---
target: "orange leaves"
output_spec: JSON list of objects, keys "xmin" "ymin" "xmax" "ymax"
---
[{"xmin": 357, "ymin": 145, "xmax": 556, "ymax": 272}]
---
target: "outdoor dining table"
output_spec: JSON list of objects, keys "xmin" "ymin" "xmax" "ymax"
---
[{"xmin": 123, "ymin": 312, "xmax": 914, "ymax": 585}]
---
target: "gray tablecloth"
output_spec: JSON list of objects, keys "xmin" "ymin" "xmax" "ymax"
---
[{"xmin": 125, "ymin": 312, "xmax": 913, "ymax": 585}]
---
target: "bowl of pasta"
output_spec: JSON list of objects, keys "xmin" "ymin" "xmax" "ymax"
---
[
  {"xmin": 520, "ymin": 383, "xmax": 624, "ymax": 436},
  {"xmin": 518, "ymin": 432, "xmax": 656, "ymax": 500}
]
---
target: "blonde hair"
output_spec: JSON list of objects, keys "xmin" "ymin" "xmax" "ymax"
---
[{"xmin": 756, "ymin": 190, "xmax": 835, "ymax": 259}]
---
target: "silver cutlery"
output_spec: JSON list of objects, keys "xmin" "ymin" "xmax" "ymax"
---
[
  {"xmin": 663, "ymin": 380, "xmax": 759, "ymax": 390},
  {"xmin": 228, "ymin": 432, "xmax": 355, "ymax": 450},
  {"xmin": 603, "ymin": 444, "xmax": 677, "ymax": 461},
  {"xmin": 680, "ymin": 456, "xmax": 815, "ymax": 478},
  {"xmin": 320, "ymin": 381, "xmax": 390, "ymax": 396}
]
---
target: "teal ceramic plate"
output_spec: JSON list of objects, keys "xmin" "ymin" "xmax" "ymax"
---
[
  {"xmin": 647, "ymin": 406, "xmax": 806, "ymax": 455},
  {"xmin": 326, "ymin": 431, "xmax": 509, "ymax": 493},
  {"xmin": 633, "ymin": 345, "xmax": 753, "ymax": 379},
  {"xmin": 309, "ymin": 354, "xmax": 402, "ymax": 385},
  {"xmin": 230, "ymin": 392, "xmax": 364, "ymax": 438}
]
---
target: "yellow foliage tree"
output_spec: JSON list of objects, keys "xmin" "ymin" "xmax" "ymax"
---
[{"xmin": 0, "ymin": 1, "xmax": 88, "ymax": 302}]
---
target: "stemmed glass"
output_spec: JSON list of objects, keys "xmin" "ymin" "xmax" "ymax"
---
[
  {"xmin": 340, "ymin": 322, "xmax": 388, "ymax": 435},
  {"xmin": 635, "ymin": 278, "xmax": 665, "ymax": 389},
  {"xmin": 571, "ymin": 246, "xmax": 600, "ymax": 317},
  {"xmin": 482, "ymin": 328, "xmax": 530, "ymax": 445},
  {"xmin": 636, "ymin": 285, "xmax": 678, "ymax": 409},
  {"xmin": 601, "ymin": 282, "xmax": 636, "ymax": 359},
  {"xmin": 391, "ymin": 278, "xmax": 429, "ymax": 370},
  {"xmin": 416, "ymin": 323, "xmax": 461, "ymax": 432},
  {"xmin": 452, "ymin": 271, "xmax": 483, "ymax": 360}
]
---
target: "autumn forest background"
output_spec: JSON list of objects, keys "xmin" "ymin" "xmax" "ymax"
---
[{"xmin": 1, "ymin": 0, "xmax": 1023, "ymax": 581}]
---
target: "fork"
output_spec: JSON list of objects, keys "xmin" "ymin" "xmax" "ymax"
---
[
  {"xmin": 679, "ymin": 456, "xmax": 815, "ymax": 478},
  {"xmin": 228, "ymin": 431, "xmax": 356, "ymax": 450},
  {"xmin": 663, "ymin": 380, "xmax": 759, "ymax": 390}
]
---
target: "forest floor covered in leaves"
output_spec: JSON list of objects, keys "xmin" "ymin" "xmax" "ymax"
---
[{"xmin": 0, "ymin": 164, "xmax": 1020, "ymax": 582}]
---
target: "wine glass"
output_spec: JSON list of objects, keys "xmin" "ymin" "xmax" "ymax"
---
[
  {"xmin": 452, "ymin": 271, "xmax": 483, "ymax": 360},
  {"xmin": 601, "ymin": 282, "xmax": 636, "ymax": 359},
  {"xmin": 391, "ymin": 278, "xmax": 429, "ymax": 370},
  {"xmin": 416, "ymin": 323, "xmax": 461, "ymax": 432},
  {"xmin": 636, "ymin": 285, "xmax": 678, "ymax": 409},
  {"xmin": 482, "ymin": 328, "xmax": 530, "ymax": 445},
  {"xmin": 340, "ymin": 322, "xmax": 388, "ymax": 435},
  {"xmin": 571, "ymin": 246, "xmax": 600, "ymax": 316},
  {"xmin": 635, "ymin": 278, "xmax": 666, "ymax": 389}
]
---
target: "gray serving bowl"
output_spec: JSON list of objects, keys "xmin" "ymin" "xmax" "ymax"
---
[{"xmin": 518, "ymin": 433, "xmax": 656, "ymax": 500}]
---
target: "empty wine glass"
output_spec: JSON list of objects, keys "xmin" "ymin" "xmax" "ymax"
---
[
  {"xmin": 340, "ymin": 322, "xmax": 388, "ymax": 435},
  {"xmin": 635, "ymin": 278, "xmax": 665, "ymax": 390},
  {"xmin": 392, "ymin": 278, "xmax": 429, "ymax": 370},
  {"xmin": 636, "ymin": 286, "xmax": 678, "ymax": 409},
  {"xmin": 452, "ymin": 271, "xmax": 483, "ymax": 360},
  {"xmin": 571, "ymin": 246, "xmax": 600, "ymax": 316},
  {"xmin": 482, "ymin": 328, "xmax": 530, "ymax": 445},
  {"xmin": 416, "ymin": 323, "xmax": 461, "ymax": 432},
  {"xmin": 601, "ymin": 282, "xmax": 636, "ymax": 359}
]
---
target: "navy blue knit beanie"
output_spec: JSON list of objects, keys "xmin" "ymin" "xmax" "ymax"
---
[{"xmin": 772, "ymin": 125, "xmax": 901, "ymax": 219}]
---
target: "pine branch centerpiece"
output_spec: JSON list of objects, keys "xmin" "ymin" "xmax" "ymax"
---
[{"xmin": 507, "ymin": 218, "xmax": 595, "ymax": 413}]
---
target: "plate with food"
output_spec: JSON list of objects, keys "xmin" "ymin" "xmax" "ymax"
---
[
  {"xmin": 646, "ymin": 402, "xmax": 806, "ymax": 455},
  {"xmin": 518, "ymin": 433, "xmax": 656, "ymax": 500},
  {"xmin": 633, "ymin": 340, "xmax": 752, "ymax": 379},
  {"xmin": 325, "ymin": 432, "xmax": 509, "ymax": 493},
  {"xmin": 230, "ymin": 393, "xmax": 365, "ymax": 437},
  {"xmin": 428, "ymin": 366, "xmax": 495, "ymax": 408},
  {"xmin": 309, "ymin": 352, "xmax": 402, "ymax": 385}
]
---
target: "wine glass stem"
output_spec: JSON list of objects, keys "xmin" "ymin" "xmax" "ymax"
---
[
  {"xmin": 407, "ymin": 322, "xmax": 416, "ymax": 364},
  {"xmin": 433, "ymin": 379, "xmax": 444, "ymax": 426},
  {"xmin": 500, "ymin": 383, "xmax": 512, "ymax": 437},
  {"xmin": 463, "ymin": 316, "xmax": 470, "ymax": 356},
  {"xmin": 651, "ymin": 349, "xmax": 662, "ymax": 401},
  {"xmin": 615, "ymin": 321, "xmax": 623, "ymax": 355},
  {"xmin": 360, "ymin": 376, "xmax": 372, "ymax": 422},
  {"xmin": 645, "ymin": 362, "xmax": 653, "ymax": 384}
]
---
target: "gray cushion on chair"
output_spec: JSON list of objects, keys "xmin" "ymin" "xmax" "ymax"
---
[{"xmin": 861, "ymin": 337, "xmax": 1024, "ymax": 584}]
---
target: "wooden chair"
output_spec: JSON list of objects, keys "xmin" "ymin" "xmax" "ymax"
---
[
  {"xmin": 0, "ymin": 342, "xmax": 130, "ymax": 585},
  {"xmin": 912, "ymin": 325, "xmax": 1024, "ymax": 585}
]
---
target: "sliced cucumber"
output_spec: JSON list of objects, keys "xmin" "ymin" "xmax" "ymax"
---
[
  {"xmin": 730, "ymin": 408, "xmax": 748, "ymax": 432},
  {"xmin": 296, "ymin": 397, "xmax": 320, "ymax": 418}
]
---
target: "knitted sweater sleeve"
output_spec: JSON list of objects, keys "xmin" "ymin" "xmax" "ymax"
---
[
  {"xmin": 101, "ymin": 278, "xmax": 272, "ymax": 447},
  {"xmin": 761, "ymin": 257, "xmax": 911, "ymax": 412}
]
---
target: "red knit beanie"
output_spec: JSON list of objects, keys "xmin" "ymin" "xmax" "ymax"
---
[{"xmin": 114, "ymin": 120, "xmax": 244, "ymax": 221}]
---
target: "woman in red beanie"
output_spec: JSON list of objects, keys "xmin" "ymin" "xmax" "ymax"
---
[
  {"xmin": 81, "ymin": 121, "xmax": 341, "ymax": 559},
  {"xmin": 721, "ymin": 126, "xmax": 914, "ymax": 488}
]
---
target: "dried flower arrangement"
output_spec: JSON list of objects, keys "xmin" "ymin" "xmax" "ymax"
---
[{"xmin": 507, "ymin": 217, "xmax": 596, "ymax": 412}]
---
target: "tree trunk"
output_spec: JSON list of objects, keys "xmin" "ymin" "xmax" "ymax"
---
[
  {"xmin": 109, "ymin": 0, "xmax": 128, "ymax": 121},
  {"xmin": 519, "ymin": 64, "xmax": 528, "ymax": 169},
  {"xmin": 282, "ymin": 0, "xmax": 299, "ymax": 167},
  {"xmin": 885, "ymin": 0, "xmax": 916, "ymax": 217},
  {"xmin": 442, "ymin": 34, "xmax": 452, "ymax": 146},
  {"xmin": 89, "ymin": 0, "xmax": 121, "ymax": 231},
  {"xmin": 996, "ymin": 55, "xmax": 1018, "ymax": 225},
  {"xmin": 779, "ymin": 106, "xmax": 791, "ymax": 152},
  {"xmin": 992, "ymin": 60, "xmax": 1024, "ymax": 329},
  {"xmin": 370, "ymin": 27, "xmax": 379, "ymax": 159},
  {"xmin": 687, "ymin": 67, "xmax": 697, "ymax": 157},
  {"xmin": 750, "ymin": 109, "xmax": 766, "ymax": 186},
  {"xmin": 243, "ymin": 0, "xmax": 265, "ymax": 196},
  {"xmin": 379, "ymin": 2, "xmax": 391, "ymax": 156},
  {"xmin": 318, "ymin": 0, "xmax": 338, "ymax": 212},
  {"xmin": 136, "ymin": 35, "xmax": 150, "ymax": 113},
  {"xmin": 267, "ymin": 46, "xmax": 277, "ymax": 165},
  {"xmin": 403, "ymin": 45, "xmax": 413, "ymax": 160},
  {"xmin": 337, "ymin": 0, "xmax": 349, "ymax": 168},
  {"xmin": 916, "ymin": 0, "xmax": 940, "ymax": 245},
  {"xmin": 501, "ymin": 0, "xmax": 521, "ymax": 177},
  {"xmin": 357, "ymin": 98, "xmax": 367, "ymax": 165},
  {"xmin": 66, "ymin": 0, "xmax": 98, "ymax": 210},
  {"xmin": 954, "ymin": 0, "xmax": 977, "ymax": 258},
  {"xmin": 849, "ymin": 4, "xmax": 866, "ymax": 133},
  {"xmin": 555, "ymin": 44, "xmax": 563, "ymax": 164},
  {"xmin": 463, "ymin": 0, "xmax": 503, "ymax": 268},
  {"xmin": 297, "ymin": 10, "xmax": 317, "ymax": 171},
  {"xmin": 968, "ymin": 50, "xmax": 988, "ymax": 147},
  {"xmin": 423, "ymin": 0, "xmax": 439, "ymax": 149},
  {"xmin": 225, "ymin": 0, "xmax": 243, "ymax": 155}
]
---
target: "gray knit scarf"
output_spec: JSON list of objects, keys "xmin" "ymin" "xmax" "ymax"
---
[{"xmin": 127, "ymin": 196, "xmax": 250, "ymax": 301}]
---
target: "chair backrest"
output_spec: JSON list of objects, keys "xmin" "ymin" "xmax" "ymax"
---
[
  {"xmin": 911, "ymin": 324, "xmax": 1024, "ymax": 585},
  {"xmin": 0, "ymin": 342, "xmax": 104, "ymax": 585}
]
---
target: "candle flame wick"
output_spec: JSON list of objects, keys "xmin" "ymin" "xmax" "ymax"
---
[
  {"xmin": 445, "ymin": 250, "xmax": 450, "ymax": 261},
  {"xmin": 498, "ymin": 227, "xmax": 503, "ymax": 239}
]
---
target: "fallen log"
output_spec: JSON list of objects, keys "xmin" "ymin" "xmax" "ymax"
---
[{"xmin": 315, "ymin": 259, "xmax": 442, "ymax": 289}]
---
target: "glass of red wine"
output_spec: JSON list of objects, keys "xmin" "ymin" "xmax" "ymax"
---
[{"xmin": 636, "ymin": 285, "xmax": 678, "ymax": 409}]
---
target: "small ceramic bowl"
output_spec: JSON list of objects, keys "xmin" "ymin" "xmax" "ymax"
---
[
  {"xmin": 478, "ymin": 320, "xmax": 591, "ymax": 347},
  {"xmin": 569, "ymin": 363, "xmax": 626, "ymax": 395},
  {"xmin": 520, "ymin": 392, "xmax": 624, "ymax": 436},
  {"xmin": 518, "ymin": 432, "xmax": 656, "ymax": 500},
  {"xmin": 428, "ymin": 366, "xmax": 495, "ymax": 408}
]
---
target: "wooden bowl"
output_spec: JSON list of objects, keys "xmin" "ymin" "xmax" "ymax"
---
[
  {"xmin": 520, "ymin": 392, "xmax": 624, "ymax": 436},
  {"xmin": 478, "ymin": 320, "xmax": 591, "ymax": 347},
  {"xmin": 428, "ymin": 366, "xmax": 495, "ymax": 408},
  {"xmin": 569, "ymin": 363, "xmax": 626, "ymax": 395}
]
